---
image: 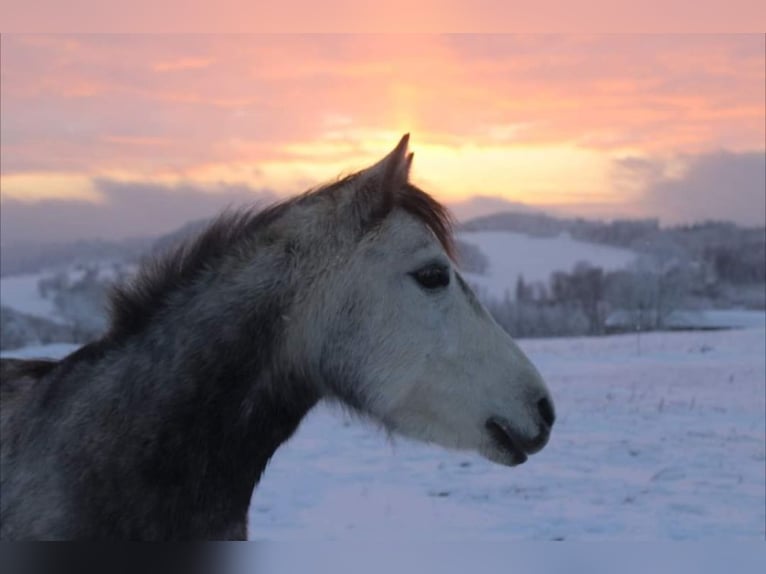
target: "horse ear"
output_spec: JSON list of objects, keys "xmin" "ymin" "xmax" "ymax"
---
[
  {"xmin": 369, "ymin": 133, "xmax": 412, "ymax": 190},
  {"xmin": 351, "ymin": 134, "xmax": 412, "ymax": 227}
]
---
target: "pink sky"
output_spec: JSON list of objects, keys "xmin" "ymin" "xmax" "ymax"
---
[
  {"xmin": 1, "ymin": 34, "xmax": 764, "ymax": 242},
  {"xmin": 2, "ymin": 1, "xmax": 765, "ymax": 33}
]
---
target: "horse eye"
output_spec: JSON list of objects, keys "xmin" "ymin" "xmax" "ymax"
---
[{"xmin": 411, "ymin": 264, "xmax": 450, "ymax": 291}]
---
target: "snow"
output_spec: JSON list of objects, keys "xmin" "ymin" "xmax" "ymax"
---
[
  {"xmin": 0, "ymin": 273, "xmax": 62, "ymax": 322},
  {"xmin": 245, "ymin": 543, "xmax": 766, "ymax": 573},
  {"xmin": 0, "ymin": 343, "xmax": 80, "ymax": 359},
  {"xmin": 607, "ymin": 309, "xmax": 766, "ymax": 331},
  {"xmin": 0, "ymin": 262, "xmax": 130, "ymax": 323},
  {"xmin": 2, "ymin": 325, "xmax": 763, "ymax": 540},
  {"xmin": 662, "ymin": 309, "xmax": 766, "ymax": 330},
  {"xmin": 457, "ymin": 230, "xmax": 636, "ymax": 300}
]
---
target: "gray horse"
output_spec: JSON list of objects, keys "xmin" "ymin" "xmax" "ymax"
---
[{"xmin": 0, "ymin": 135, "xmax": 555, "ymax": 540}]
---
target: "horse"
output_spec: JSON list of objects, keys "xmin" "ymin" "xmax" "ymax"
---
[{"xmin": 0, "ymin": 135, "xmax": 555, "ymax": 540}]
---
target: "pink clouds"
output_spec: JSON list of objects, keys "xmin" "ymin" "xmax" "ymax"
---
[
  {"xmin": 2, "ymin": 1, "xmax": 765, "ymax": 33},
  {"xmin": 153, "ymin": 57, "xmax": 215, "ymax": 72},
  {"xmin": 1, "ymin": 34, "xmax": 763, "ymax": 221}
]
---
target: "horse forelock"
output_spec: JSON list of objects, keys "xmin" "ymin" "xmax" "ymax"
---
[
  {"xmin": 323, "ymin": 175, "xmax": 455, "ymax": 261},
  {"xmin": 396, "ymin": 183, "xmax": 455, "ymax": 261}
]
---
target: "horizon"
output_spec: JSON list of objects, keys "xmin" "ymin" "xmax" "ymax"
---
[
  {"xmin": 1, "ymin": 34, "xmax": 764, "ymax": 245},
  {"xmin": 2, "ymin": 198, "xmax": 763, "ymax": 251}
]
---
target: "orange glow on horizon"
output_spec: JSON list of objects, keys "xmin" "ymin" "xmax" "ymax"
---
[{"xmin": 1, "ymin": 137, "xmax": 629, "ymax": 209}]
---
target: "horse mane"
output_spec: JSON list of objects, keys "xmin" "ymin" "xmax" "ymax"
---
[
  {"xmin": 397, "ymin": 183, "xmax": 455, "ymax": 259},
  {"xmin": 107, "ymin": 178, "xmax": 454, "ymax": 339},
  {"xmin": 107, "ymin": 200, "xmax": 297, "ymax": 339},
  {"xmin": 0, "ymin": 358, "xmax": 58, "ymax": 400}
]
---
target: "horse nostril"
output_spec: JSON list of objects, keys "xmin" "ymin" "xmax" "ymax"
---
[{"xmin": 537, "ymin": 397, "xmax": 555, "ymax": 428}]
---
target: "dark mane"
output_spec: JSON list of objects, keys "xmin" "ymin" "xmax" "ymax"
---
[
  {"xmin": 1, "ymin": 358, "xmax": 58, "ymax": 385},
  {"xmin": 107, "ymin": 179, "xmax": 454, "ymax": 339},
  {"xmin": 0, "ymin": 359, "xmax": 58, "ymax": 404},
  {"xmin": 399, "ymin": 183, "xmax": 455, "ymax": 260},
  {"xmin": 107, "ymin": 199, "xmax": 299, "ymax": 339}
]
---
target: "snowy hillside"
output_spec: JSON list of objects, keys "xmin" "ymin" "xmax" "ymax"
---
[
  {"xmin": 7, "ymin": 326, "xmax": 763, "ymax": 539},
  {"xmin": 0, "ymin": 273, "xmax": 64, "ymax": 322},
  {"xmin": 0, "ymin": 262, "xmax": 135, "ymax": 350},
  {"xmin": 457, "ymin": 230, "xmax": 636, "ymax": 301}
]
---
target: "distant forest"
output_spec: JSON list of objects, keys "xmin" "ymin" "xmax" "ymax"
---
[
  {"xmin": 457, "ymin": 211, "xmax": 765, "ymax": 339},
  {"xmin": 460, "ymin": 212, "xmax": 766, "ymax": 286}
]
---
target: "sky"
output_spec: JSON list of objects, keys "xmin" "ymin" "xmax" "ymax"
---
[{"xmin": 1, "ymin": 34, "xmax": 764, "ymax": 244}]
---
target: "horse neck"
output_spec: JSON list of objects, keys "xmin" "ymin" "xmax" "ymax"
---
[{"xmin": 44, "ymin": 261, "xmax": 320, "ymax": 539}]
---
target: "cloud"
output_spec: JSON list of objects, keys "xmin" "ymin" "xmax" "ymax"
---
[
  {"xmin": 0, "ymin": 180, "xmax": 276, "ymax": 245},
  {"xmin": 3, "ymin": 34, "xmax": 763, "ymax": 179},
  {"xmin": 153, "ymin": 57, "xmax": 214, "ymax": 72},
  {"xmin": 2, "ymin": 35, "xmax": 763, "ymax": 235},
  {"xmin": 447, "ymin": 195, "xmax": 541, "ymax": 222},
  {"xmin": 3, "ymin": 150, "xmax": 762, "ymax": 251},
  {"xmin": 618, "ymin": 150, "xmax": 766, "ymax": 226}
]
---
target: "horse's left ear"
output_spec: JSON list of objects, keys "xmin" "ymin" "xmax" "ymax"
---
[
  {"xmin": 352, "ymin": 134, "xmax": 412, "ymax": 227},
  {"xmin": 373, "ymin": 133, "xmax": 412, "ymax": 189}
]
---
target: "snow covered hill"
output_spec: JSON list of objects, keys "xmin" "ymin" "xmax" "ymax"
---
[
  {"xmin": 456, "ymin": 230, "xmax": 637, "ymax": 301},
  {"xmin": 0, "ymin": 272, "xmax": 64, "ymax": 322},
  {"xmin": 0, "ymin": 262, "xmax": 135, "ymax": 349}
]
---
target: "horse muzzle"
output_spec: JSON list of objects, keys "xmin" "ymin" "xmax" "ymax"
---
[{"xmin": 484, "ymin": 397, "xmax": 555, "ymax": 466}]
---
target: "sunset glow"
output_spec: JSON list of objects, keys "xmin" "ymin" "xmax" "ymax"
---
[{"xmin": 1, "ymin": 34, "xmax": 764, "ymax": 238}]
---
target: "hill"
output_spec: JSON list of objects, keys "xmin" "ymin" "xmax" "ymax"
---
[{"xmin": 456, "ymin": 230, "xmax": 636, "ymax": 301}]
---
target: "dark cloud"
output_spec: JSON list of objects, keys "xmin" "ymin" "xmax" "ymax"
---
[
  {"xmin": 622, "ymin": 150, "xmax": 765, "ymax": 226},
  {"xmin": 447, "ymin": 195, "xmax": 541, "ymax": 222},
  {"xmin": 0, "ymin": 180, "xmax": 277, "ymax": 245}
]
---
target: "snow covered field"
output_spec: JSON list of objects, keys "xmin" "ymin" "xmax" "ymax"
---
[{"xmin": 6, "ymin": 326, "xmax": 763, "ymax": 540}]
